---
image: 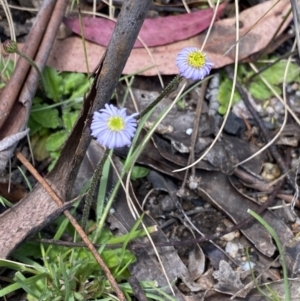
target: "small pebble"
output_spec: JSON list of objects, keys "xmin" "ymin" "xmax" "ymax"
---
[
  {"xmin": 261, "ymin": 162, "xmax": 281, "ymax": 181},
  {"xmin": 189, "ymin": 181, "xmax": 198, "ymax": 190},
  {"xmin": 287, "ymin": 85, "xmax": 293, "ymax": 93},
  {"xmin": 259, "ymin": 195, "xmax": 269, "ymax": 203},
  {"xmin": 224, "ymin": 112, "xmax": 246, "ymax": 136},
  {"xmin": 291, "ymin": 158, "xmax": 300, "ymax": 169},
  {"xmin": 186, "ymin": 128, "xmax": 193, "ymax": 135},
  {"xmin": 241, "ymin": 261, "xmax": 255, "ymax": 271},
  {"xmin": 225, "ymin": 241, "xmax": 239, "ymax": 257},
  {"xmin": 265, "ymin": 106, "xmax": 275, "ymax": 115},
  {"xmin": 222, "ymin": 231, "xmax": 236, "ymax": 242},
  {"xmin": 291, "ymin": 83, "xmax": 299, "ymax": 91},
  {"xmin": 188, "ymin": 176, "xmax": 199, "ymax": 190}
]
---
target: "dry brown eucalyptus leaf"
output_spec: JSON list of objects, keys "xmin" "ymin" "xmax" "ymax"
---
[{"xmin": 46, "ymin": 0, "xmax": 291, "ymax": 75}]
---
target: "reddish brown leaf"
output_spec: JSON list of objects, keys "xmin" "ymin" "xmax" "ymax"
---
[
  {"xmin": 47, "ymin": 0, "xmax": 291, "ymax": 75},
  {"xmin": 64, "ymin": 3, "xmax": 226, "ymax": 48}
]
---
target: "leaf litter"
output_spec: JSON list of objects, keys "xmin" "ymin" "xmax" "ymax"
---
[
  {"xmin": 0, "ymin": 0, "xmax": 300, "ymax": 300},
  {"xmin": 46, "ymin": 0, "xmax": 292, "ymax": 75}
]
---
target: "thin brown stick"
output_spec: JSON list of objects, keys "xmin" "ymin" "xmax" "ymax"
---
[{"xmin": 15, "ymin": 150, "xmax": 125, "ymax": 301}]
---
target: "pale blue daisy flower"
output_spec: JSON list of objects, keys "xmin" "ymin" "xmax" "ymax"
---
[
  {"xmin": 176, "ymin": 47, "xmax": 213, "ymax": 80},
  {"xmin": 91, "ymin": 104, "xmax": 138, "ymax": 149}
]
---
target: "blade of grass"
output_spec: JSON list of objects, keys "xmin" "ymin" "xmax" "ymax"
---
[
  {"xmin": 14, "ymin": 272, "xmax": 45, "ymax": 299},
  {"xmin": 96, "ymin": 150, "xmax": 113, "ymax": 224},
  {"xmin": 0, "ymin": 282, "xmax": 22, "ymax": 297},
  {"xmin": 0, "ymin": 258, "xmax": 45, "ymax": 274}
]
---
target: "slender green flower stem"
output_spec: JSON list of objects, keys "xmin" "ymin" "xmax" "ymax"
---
[
  {"xmin": 3, "ymin": 40, "xmax": 46, "ymax": 90},
  {"xmin": 16, "ymin": 50, "xmax": 46, "ymax": 89},
  {"xmin": 136, "ymin": 74, "xmax": 183, "ymax": 120},
  {"xmin": 82, "ymin": 148, "xmax": 110, "ymax": 231}
]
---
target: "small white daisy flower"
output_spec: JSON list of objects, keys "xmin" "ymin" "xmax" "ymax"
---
[
  {"xmin": 91, "ymin": 104, "xmax": 138, "ymax": 149},
  {"xmin": 176, "ymin": 47, "xmax": 213, "ymax": 80}
]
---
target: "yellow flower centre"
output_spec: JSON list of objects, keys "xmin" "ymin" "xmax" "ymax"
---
[
  {"xmin": 107, "ymin": 116, "xmax": 125, "ymax": 131},
  {"xmin": 187, "ymin": 51, "xmax": 206, "ymax": 69}
]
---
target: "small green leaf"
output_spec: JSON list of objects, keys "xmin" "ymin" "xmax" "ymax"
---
[
  {"xmin": 130, "ymin": 166, "xmax": 150, "ymax": 180},
  {"xmin": 0, "ymin": 58, "xmax": 15, "ymax": 82},
  {"xmin": 46, "ymin": 130, "xmax": 69, "ymax": 152},
  {"xmin": 39, "ymin": 127, "xmax": 50, "ymax": 136},
  {"xmin": 261, "ymin": 61, "xmax": 300, "ymax": 85},
  {"xmin": 283, "ymin": 62, "xmax": 300, "ymax": 83},
  {"xmin": 28, "ymin": 117, "xmax": 42, "ymax": 136},
  {"xmin": 217, "ymin": 78, "xmax": 240, "ymax": 114},
  {"xmin": 61, "ymin": 72, "xmax": 90, "ymax": 100},
  {"xmin": 73, "ymin": 292, "xmax": 84, "ymax": 300},
  {"xmin": 61, "ymin": 72, "xmax": 87, "ymax": 95},
  {"xmin": 218, "ymin": 105, "xmax": 228, "ymax": 115},
  {"xmin": 62, "ymin": 110, "xmax": 79, "ymax": 132},
  {"xmin": 176, "ymin": 99, "xmax": 185, "ymax": 110},
  {"xmin": 32, "ymin": 96, "xmax": 43, "ymax": 104},
  {"xmin": 237, "ymin": 64, "xmax": 249, "ymax": 77},
  {"xmin": 43, "ymin": 66, "xmax": 64, "ymax": 102},
  {"xmin": 70, "ymin": 80, "xmax": 90, "ymax": 100},
  {"xmin": 102, "ymin": 248, "xmax": 136, "ymax": 269},
  {"xmin": 47, "ymin": 151, "xmax": 60, "ymax": 171},
  {"xmin": 249, "ymin": 81, "xmax": 281, "ymax": 100},
  {"xmin": 31, "ymin": 134, "xmax": 50, "ymax": 161},
  {"xmin": 31, "ymin": 104, "xmax": 61, "ymax": 129}
]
